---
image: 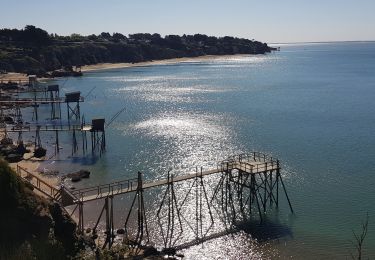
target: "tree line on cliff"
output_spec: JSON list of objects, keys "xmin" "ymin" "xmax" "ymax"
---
[{"xmin": 0, "ymin": 25, "xmax": 273, "ymax": 75}]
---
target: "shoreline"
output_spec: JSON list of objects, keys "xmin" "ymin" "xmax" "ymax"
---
[
  {"xmin": 81, "ymin": 54, "xmax": 251, "ymax": 72},
  {"xmin": 0, "ymin": 130, "xmax": 60, "ymax": 190},
  {"xmin": 0, "ymin": 72, "xmax": 50, "ymax": 84},
  {"xmin": 9, "ymin": 152, "xmax": 60, "ymax": 189},
  {"xmin": 0, "ymin": 54, "xmax": 252, "ymax": 82},
  {"xmin": 0, "ymin": 72, "xmax": 29, "ymax": 83}
]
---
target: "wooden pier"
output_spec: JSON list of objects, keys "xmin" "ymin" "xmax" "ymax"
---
[
  {"xmin": 18, "ymin": 152, "xmax": 293, "ymax": 250},
  {"xmin": 68, "ymin": 155, "xmax": 280, "ymax": 204}
]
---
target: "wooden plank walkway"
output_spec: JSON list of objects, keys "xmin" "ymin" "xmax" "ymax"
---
[
  {"xmin": 5, "ymin": 123, "xmax": 93, "ymax": 132},
  {"xmin": 13, "ymin": 152, "xmax": 279, "ymax": 207},
  {"xmin": 0, "ymin": 97, "xmax": 84, "ymax": 104},
  {"xmin": 70, "ymin": 155, "xmax": 279, "ymax": 205},
  {"xmin": 12, "ymin": 152, "xmax": 280, "ymax": 208}
]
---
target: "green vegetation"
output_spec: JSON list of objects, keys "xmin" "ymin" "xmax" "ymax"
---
[
  {"xmin": 0, "ymin": 25, "xmax": 274, "ymax": 76},
  {"xmin": 0, "ymin": 159, "xmax": 80, "ymax": 259}
]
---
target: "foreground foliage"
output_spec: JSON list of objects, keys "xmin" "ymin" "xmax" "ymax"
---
[{"xmin": 0, "ymin": 159, "xmax": 80, "ymax": 259}]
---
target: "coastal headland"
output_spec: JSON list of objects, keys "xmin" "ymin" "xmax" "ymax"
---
[{"xmin": 0, "ymin": 25, "xmax": 273, "ymax": 77}]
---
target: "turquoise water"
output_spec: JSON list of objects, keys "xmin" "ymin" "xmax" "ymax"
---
[{"xmin": 35, "ymin": 42, "xmax": 375, "ymax": 259}]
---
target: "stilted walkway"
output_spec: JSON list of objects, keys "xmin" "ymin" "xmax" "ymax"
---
[
  {"xmin": 17, "ymin": 152, "xmax": 294, "ymax": 251},
  {"xmin": 68, "ymin": 153, "xmax": 280, "ymax": 205}
]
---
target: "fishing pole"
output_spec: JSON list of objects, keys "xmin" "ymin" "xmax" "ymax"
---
[
  {"xmin": 84, "ymin": 86, "xmax": 97, "ymax": 99},
  {"xmin": 105, "ymin": 105, "xmax": 126, "ymax": 128}
]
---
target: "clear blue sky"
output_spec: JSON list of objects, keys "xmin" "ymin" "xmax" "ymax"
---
[{"xmin": 1, "ymin": 0, "xmax": 374, "ymax": 43}]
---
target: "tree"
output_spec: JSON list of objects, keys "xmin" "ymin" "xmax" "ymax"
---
[
  {"xmin": 87, "ymin": 34, "xmax": 99, "ymax": 41},
  {"xmin": 351, "ymin": 213, "xmax": 369, "ymax": 260},
  {"xmin": 193, "ymin": 33, "xmax": 208, "ymax": 43},
  {"xmin": 0, "ymin": 28, "xmax": 21, "ymax": 41},
  {"xmin": 21, "ymin": 25, "xmax": 51, "ymax": 46},
  {"xmin": 222, "ymin": 36, "xmax": 235, "ymax": 42},
  {"xmin": 100, "ymin": 32, "xmax": 111, "ymax": 40},
  {"xmin": 69, "ymin": 33, "xmax": 84, "ymax": 42},
  {"xmin": 128, "ymin": 33, "xmax": 152, "ymax": 41},
  {"xmin": 149, "ymin": 33, "xmax": 164, "ymax": 46},
  {"xmin": 165, "ymin": 35, "xmax": 183, "ymax": 50},
  {"xmin": 206, "ymin": 36, "xmax": 218, "ymax": 46},
  {"xmin": 112, "ymin": 32, "xmax": 127, "ymax": 42}
]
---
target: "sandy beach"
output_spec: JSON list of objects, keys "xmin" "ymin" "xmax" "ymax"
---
[
  {"xmin": 80, "ymin": 54, "xmax": 249, "ymax": 72},
  {"xmin": 9, "ymin": 151, "xmax": 60, "ymax": 189},
  {"xmin": 0, "ymin": 134, "xmax": 59, "ymax": 193},
  {"xmin": 0, "ymin": 72, "xmax": 29, "ymax": 83},
  {"xmin": 0, "ymin": 55, "xmax": 250, "ymax": 83}
]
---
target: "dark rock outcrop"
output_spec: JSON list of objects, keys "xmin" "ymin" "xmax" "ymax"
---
[
  {"xmin": 34, "ymin": 147, "xmax": 47, "ymax": 158},
  {"xmin": 64, "ymin": 169, "xmax": 90, "ymax": 182},
  {"xmin": 6, "ymin": 153, "xmax": 23, "ymax": 163},
  {"xmin": 116, "ymin": 228, "xmax": 125, "ymax": 235}
]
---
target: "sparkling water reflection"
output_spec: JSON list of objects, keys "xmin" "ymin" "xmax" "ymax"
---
[{"xmin": 29, "ymin": 43, "xmax": 375, "ymax": 259}]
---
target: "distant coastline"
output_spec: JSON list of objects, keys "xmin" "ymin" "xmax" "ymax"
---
[
  {"xmin": 0, "ymin": 25, "xmax": 274, "ymax": 77},
  {"xmin": 0, "ymin": 54, "xmax": 253, "ymax": 81},
  {"xmin": 269, "ymin": 40, "xmax": 375, "ymax": 45}
]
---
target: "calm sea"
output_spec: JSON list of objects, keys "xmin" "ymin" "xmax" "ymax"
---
[{"xmin": 34, "ymin": 42, "xmax": 375, "ymax": 259}]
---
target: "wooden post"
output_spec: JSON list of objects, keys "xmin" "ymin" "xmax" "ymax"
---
[{"xmin": 55, "ymin": 130, "xmax": 59, "ymax": 154}]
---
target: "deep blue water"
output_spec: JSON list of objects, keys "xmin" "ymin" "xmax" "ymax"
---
[{"xmin": 29, "ymin": 42, "xmax": 375, "ymax": 259}]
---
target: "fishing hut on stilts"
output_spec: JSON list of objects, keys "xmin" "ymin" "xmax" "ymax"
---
[
  {"xmin": 90, "ymin": 118, "xmax": 105, "ymax": 155},
  {"xmin": 0, "ymin": 84, "xmax": 107, "ymax": 157}
]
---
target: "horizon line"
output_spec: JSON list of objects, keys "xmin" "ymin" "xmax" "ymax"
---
[{"xmin": 269, "ymin": 40, "xmax": 375, "ymax": 45}]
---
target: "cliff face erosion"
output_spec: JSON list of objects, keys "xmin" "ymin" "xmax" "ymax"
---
[{"xmin": 0, "ymin": 25, "xmax": 273, "ymax": 75}]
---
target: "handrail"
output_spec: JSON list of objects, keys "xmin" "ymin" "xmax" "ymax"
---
[
  {"xmin": 16, "ymin": 165, "xmax": 60, "ymax": 198},
  {"xmin": 71, "ymin": 177, "xmax": 138, "ymax": 199},
  {"xmin": 0, "ymin": 96, "xmax": 84, "ymax": 103},
  {"xmin": 66, "ymin": 153, "xmax": 281, "ymax": 203},
  {"xmin": 8, "ymin": 123, "xmax": 87, "ymax": 132}
]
